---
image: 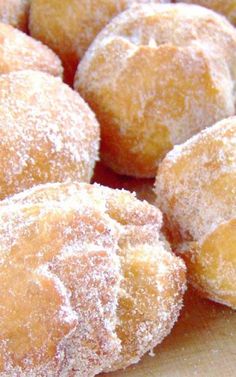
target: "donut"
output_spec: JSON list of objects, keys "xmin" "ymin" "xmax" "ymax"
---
[
  {"xmin": 29, "ymin": 0, "xmax": 169, "ymax": 84},
  {"xmin": 0, "ymin": 21, "xmax": 62, "ymax": 77},
  {"xmin": 155, "ymin": 116, "xmax": 236, "ymax": 309},
  {"xmin": 0, "ymin": 182, "xmax": 186, "ymax": 375},
  {"xmin": 75, "ymin": 3, "xmax": 236, "ymax": 178},
  {"xmin": 176, "ymin": 1, "xmax": 236, "ymax": 25},
  {"xmin": 0, "ymin": 70, "xmax": 99, "ymax": 200},
  {"xmin": 0, "ymin": 0, "xmax": 30, "ymax": 31},
  {"xmin": 93, "ymin": 161, "xmax": 156, "ymax": 204}
]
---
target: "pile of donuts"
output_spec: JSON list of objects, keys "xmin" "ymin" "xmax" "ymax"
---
[{"xmin": 0, "ymin": 1, "xmax": 235, "ymax": 376}]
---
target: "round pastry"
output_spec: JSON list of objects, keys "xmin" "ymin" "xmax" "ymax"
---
[
  {"xmin": 0, "ymin": 70, "xmax": 99, "ymax": 200},
  {"xmin": 93, "ymin": 161, "xmax": 156, "ymax": 204},
  {"xmin": 0, "ymin": 0, "xmax": 30, "ymax": 31},
  {"xmin": 155, "ymin": 116, "xmax": 236, "ymax": 309},
  {"xmin": 0, "ymin": 182, "xmax": 186, "ymax": 375},
  {"xmin": 75, "ymin": 3, "xmax": 236, "ymax": 178},
  {"xmin": 29, "ymin": 0, "xmax": 169, "ymax": 84},
  {"xmin": 0, "ymin": 21, "xmax": 62, "ymax": 77},
  {"xmin": 176, "ymin": 1, "xmax": 236, "ymax": 25}
]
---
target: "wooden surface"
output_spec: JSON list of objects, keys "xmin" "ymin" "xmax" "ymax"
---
[{"xmin": 94, "ymin": 163, "xmax": 236, "ymax": 377}]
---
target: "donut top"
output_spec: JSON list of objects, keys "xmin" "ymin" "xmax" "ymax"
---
[
  {"xmin": 80, "ymin": 3, "xmax": 236, "ymax": 69},
  {"xmin": 156, "ymin": 116, "xmax": 236, "ymax": 243},
  {"xmin": 76, "ymin": 3, "xmax": 236, "ymax": 159}
]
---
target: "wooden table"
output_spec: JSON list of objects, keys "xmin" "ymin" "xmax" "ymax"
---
[{"xmin": 94, "ymin": 163, "xmax": 236, "ymax": 377}]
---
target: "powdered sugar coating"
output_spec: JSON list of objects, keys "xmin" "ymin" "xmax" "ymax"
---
[
  {"xmin": 0, "ymin": 21, "xmax": 62, "ymax": 77},
  {"xmin": 0, "ymin": 183, "xmax": 122, "ymax": 376},
  {"xmin": 155, "ymin": 116, "xmax": 236, "ymax": 308},
  {"xmin": 0, "ymin": 0, "xmax": 30, "ymax": 31},
  {"xmin": 0, "ymin": 70, "xmax": 99, "ymax": 200},
  {"xmin": 29, "ymin": 0, "xmax": 169, "ymax": 83},
  {"xmin": 75, "ymin": 3, "xmax": 236, "ymax": 177},
  {"xmin": 0, "ymin": 182, "xmax": 186, "ymax": 375},
  {"xmin": 108, "ymin": 235, "xmax": 186, "ymax": 371}
]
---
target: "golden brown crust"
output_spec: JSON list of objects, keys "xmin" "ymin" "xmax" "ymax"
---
[
  {"xmin": 29, "ymin": 0, "xmax": 169, "ymax": 84},
  {"xmin": 92, "ymin": 161, "xmax": 156, "ymax": 204},
  {"xmin": 0, "ymin": 182, "xmax": 186, "ymax": 375},
  {"xmin": 0, "ymin": 70, "xmax": 99, "ymax": 200},
  {"xmin": 75, "ymin": 3, "xmax": 236, "ymax": 177},
  {"xmin": 155, "ymin": 116, "xmax": 236, "ymax": 309},
  {"xmin": 0, "ymin": 184, "xmax": 122, "ymax": 376},
  {"xmin": 0, "ymin": 21, "xmax": 62, "ymax": 77}
]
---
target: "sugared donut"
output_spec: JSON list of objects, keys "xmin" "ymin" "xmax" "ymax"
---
[
  {"xmin": 176, "ymin": 1, "xmax": 236, "ymax": 25},
  {"xmin": 29, "ymin": 0, "xmax": 169, "ymax": 84},
  {"xmin": 0, "ymin": 182, "xmax": 186, "ymax": 375},
  {"xmin": 75, "ymin": 3, "xmax": 236, "ymax": 178},
  {"xmin": 0, "ymin": 70, "xmax": 99, "ymax": 200},
  {"xmin": 0, "ymin": 0, "xmax": 30, "ymax": 31},
  {"xmin": 93, "ymin": 161, "xmax": 156, "ymax": 204},
  {"xmin": 0, "ymin": 21, "xmax": 62, "ymax": 77},
  {"xmin": 155, "ymin": 116, "xmax": 236, "ymax": 309}
]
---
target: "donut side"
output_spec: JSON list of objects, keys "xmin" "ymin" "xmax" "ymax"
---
[
  {"xmin": 155, "ymin": 117, "xmax": 236, "ymax": 308},
  {"xmin": 0, "ymin": 70, "xmax": 100, "ymax": 200},
  {"xmin": 0, "ymin": 21, "xmax": 63, "ymax": 77}
]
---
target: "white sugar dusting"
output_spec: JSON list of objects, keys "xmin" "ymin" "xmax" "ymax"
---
[
  {"xmin": 0, "ymin": 70, "xmax": 100, "ymax": 199},
  {"xmin": 155, "ymin": 116, "xmax": 236, "ymax": 307},
  {"xmin": 156, "ymin": 117, "xmax": 236, "ymax": 243},
  {"xmin": 0, "ymin": 20, "xmax": 63, "ymax": 77},
  {"xmin": 0, "ymin": 182, "xmax": 186, "ymax": 376},
  {"xmin": 75, "ymin": 3, "xmax": 236, "ymax": 176},
  {"xmin": 29, "ymin": 0, "xmax": 170, "ymax": 67}
]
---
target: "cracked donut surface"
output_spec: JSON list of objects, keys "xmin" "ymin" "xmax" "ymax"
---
[
  {"xmin": 0, "ymin": 182, "xmax": 186, "ymax": 376},
  {"xmin": 29, "ymin": 0, "xmax": 169, "ymax": 83},
  {"xmin": 75, "ymin": 3, "xmax": 236, "ymax": 177}
]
